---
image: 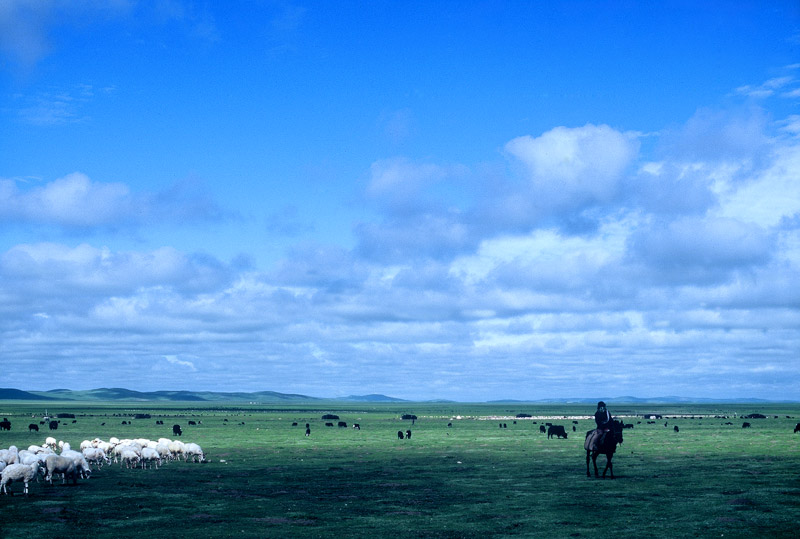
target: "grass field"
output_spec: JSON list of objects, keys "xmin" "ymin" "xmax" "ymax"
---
[{"xmin": 0, "ymin": 401, "xmax": 798, "ymax": 538}]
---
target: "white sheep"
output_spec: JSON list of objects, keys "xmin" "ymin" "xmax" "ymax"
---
[
  {"xmin": 183, "ymin": 443, "xmax": 205, "ymax": 463},
  {"xmin": 1, "ymin": 462, "xmax": 40, "ymax": 495},
  {"xmin": 140, "ymin": 447, "xmax": 161, "ymax": 469},
  {"xmin": 120, "ymin": 448, "xmax": 140, "ymax": 469},
  {"xmin": 167, "ymin": 440, "xmax": 185, "ymax": 459},
  {"xmin": 0, "ymin": 445, "xmax": 19, "ymax": 465},
  {"xmin": 44, "ymin": 454, "xmax": 79, "ymax": 485},
  {"xmin": 155, "ymin": 442, "xmax": 172, "ymax": 462},
  {"xmin": 82, "ymin": 447, "xmax": 109, "ymax": 468},
  {"xmin": 60, "ymin": 449, "xmax": 92, "ymax": 479}
]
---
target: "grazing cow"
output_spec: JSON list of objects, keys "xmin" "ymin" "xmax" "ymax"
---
[
  {"xmin": 28, "ymin": 423, "xmax": 39, "ymax": 432},
  {"xmin": 742, "ymin": 422, "xmax": 751, "ymax": 429},
  {"xmin": 397, "ymin": 430, "xmax": 404, "ymax": 440},
  {"xmin": 337, "ymin": 421, "xmax": 347, "ymax": 428},
  {"xmin": 794, "ymin": 423, "xmax": 800, "ymax": 433},
  {"xmin": 173, "ymin": 424, "xmax": 182, "ymax": 436},
  {"xmin": 405, "ymin": 430, "xmax": 412, "ymax": 439},
  {"xmin": 0, "ymin": 419, "xmax": 11, "ymax": 431},
  {"xmin": 674, "ymin": 426, "xmax": 679, "ymax": 432},
  {"xmin": 48, "ymin": 421, "xmax": 58, "ymax": 431},
  {"xmin": 539, "ymin": 425, "xmax": 546, "ymax": 433},
  {"xmin": 547, "ymin": 425, "xmax": 568, "ymax": 439},
  {"xmin": 353, "ymin": 424, "xmax": 360, "ymax": 430}
]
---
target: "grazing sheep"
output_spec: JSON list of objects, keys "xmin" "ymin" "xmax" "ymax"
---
[
  {"xmin": 155, "ymin": 442, "xmax": 172, "ymax": 461},
  {"xmin": 120, "ymin": 449, "xmax": 141, "ymax": 469},
  {"xmin": 0, "ymin": 446, "xmax": 19, "ymax": 465},
  {"xmin": 82, "ymin": 447, "xmax": 109, "ymax": 469},
  {"xmin": 183, "ymin": 443, "xmax": 204, "ymax": 463},
  {"xmin": 140, "ymin": 447, "xmax": 161, "ymax": 469},
  {"xmin": 61, "ymin": 450, "xmax": 91, "ymax": 479},
  {"xmin": 1, "ymin": 462, "xmax": 40, "ymax": 495},
  {"xmin": 45, "ymin": 455, "xmax": 79, "ymax": 485}
]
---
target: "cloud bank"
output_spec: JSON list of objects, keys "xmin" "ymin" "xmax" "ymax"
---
[{"xmin": 1, "ymin": 102, "xmax": 798, "ymax": 400}]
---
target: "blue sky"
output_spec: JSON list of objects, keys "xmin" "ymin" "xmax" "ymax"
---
[{"xmin": 1, "ymin": 1, "xmax": 799, "ymax": 401}]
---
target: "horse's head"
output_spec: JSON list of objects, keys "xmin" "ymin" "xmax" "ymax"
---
[{"xmin": 613, "ymin": 420, "xmax": 624, "ymax": 445}]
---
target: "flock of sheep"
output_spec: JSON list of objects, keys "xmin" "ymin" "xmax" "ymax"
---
[{"xmin": 0, "ymin": 435, "xmax": 205, "ymax": 496}]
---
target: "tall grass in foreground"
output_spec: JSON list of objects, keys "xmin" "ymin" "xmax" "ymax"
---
[{"xmin": 0, "ymin": 402, "xmax": 798, "ymax": 538}]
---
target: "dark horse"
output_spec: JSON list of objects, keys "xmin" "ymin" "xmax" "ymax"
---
[{"xmin": 585, "ymin": 419, "xmax": 624, "ymax": 479}]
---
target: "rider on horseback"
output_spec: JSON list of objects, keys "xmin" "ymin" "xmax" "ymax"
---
[{"xmin": 594, "ymin": 401, "xmax": 613, "ymax": 446}]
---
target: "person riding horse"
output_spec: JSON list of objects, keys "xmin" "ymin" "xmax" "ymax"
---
[{"xmin": 592, "ymin": 401, "xmax": 613, "ymax": 448}]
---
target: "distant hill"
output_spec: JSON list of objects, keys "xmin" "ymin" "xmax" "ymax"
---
[
  {"xmin": 0, "ymin": 388, "xmax": 59, "ymax": 401},
  {"xmin": 0, "ymin": 388, "xmax": 790, "ymax": 403},
  {"xmin": 336, "ymin": 394, "xmax": 407, "ymax": 402},
  {"xmin": 19, "ymin": 387, "xmax": 321, "ymax": 403}
]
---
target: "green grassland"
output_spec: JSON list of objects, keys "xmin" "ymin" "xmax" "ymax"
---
[{"xmin": 0, "ymin": 402, "xmax": 798, "ymax": 538}]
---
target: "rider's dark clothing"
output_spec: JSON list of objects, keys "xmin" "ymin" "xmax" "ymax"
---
[{"xmin": 595, "ymin": 408, "xmax": 612, "ymax": 429}]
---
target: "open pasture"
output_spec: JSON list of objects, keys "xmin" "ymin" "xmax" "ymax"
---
[{"xmin": 1, "ymin": 402, "xmax": 798, "ymax": 538}]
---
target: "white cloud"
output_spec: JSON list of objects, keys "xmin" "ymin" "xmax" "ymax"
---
[
  {"xmin": 0, "ymin": 173, "xmax": 225, "ymax": 229},
  {"xmin": 504, "ymin": 124, "xmax": 639, "ymax": 210},
  {"xmin": 164, "ymin": 355, "xmax": 197, "ymax": 371}
]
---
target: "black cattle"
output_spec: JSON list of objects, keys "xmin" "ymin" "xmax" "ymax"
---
[
  {"xmin": 173, "ymin": 424, "xmax": 182, "ymax": 436},
  {"xmin": 674, "ymin": 425, "xmax": 679, "ymax": 432},
  {"xmin": 29, "ymin": 423, "xmax": 39, "ymax": 432},
  {"xmin": 794, "ymin": 423, "xmax": 800, "ymax": 433},
  {"xmin": 742, "ymin": 422, "xmax": 751, "ymax": 429},
  {"xmin": 397, "ymin": 430, "xmax": 404, "ymax": 439},
  {"xmin": 547, "ymin": 425, "xmax": 568, "ymax": 439},
  {"xmin": 49, "ymin": 420, "xmax": 58, "ymax": 431},
  {"xmin": 405, "ymin": 430, "xmax": 412, "ymax": 439},
  {"xmin": 0, "ymin": 419, "xmax": 11, "ymax": 431},
  {"xmin": 337, "ymin": 421, "xmax": 347, "ymax": 428},
  {"xmin": 188, "ymin": 420, "xmax": 197, "ymax": 425},
  {"xmin": 539, "ymin": 425, "xmax": 546, "ymax": 433}
]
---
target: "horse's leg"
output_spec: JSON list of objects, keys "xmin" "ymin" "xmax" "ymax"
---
[
  {"xmin": 586, "ymin": 450, "xmax": 591, "ymax": 477},
  {"xmin": 602, "ymin": 454, "xmax": 611, "ymax": 478}
]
